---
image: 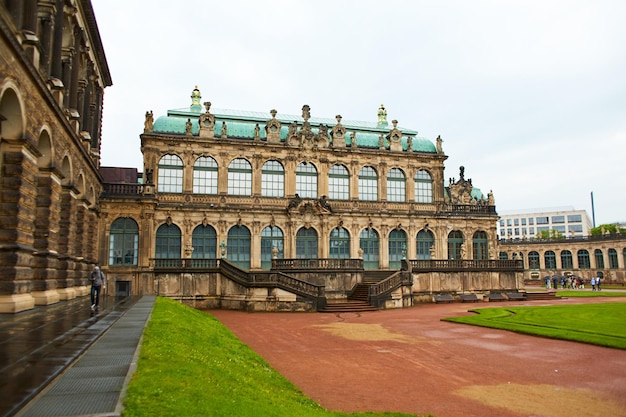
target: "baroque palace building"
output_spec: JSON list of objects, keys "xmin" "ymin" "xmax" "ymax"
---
[
  {"xmin": 96, "ymin": 86, "xmax": 525, "ymax": 311},
  {"xmin": 0, "ymin": 0, "xmax": 111, "ymax": 312}
]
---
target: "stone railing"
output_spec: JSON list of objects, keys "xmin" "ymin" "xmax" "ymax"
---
[
  {"xmin": 102, "ymin": 183, "xmax": 144, "ymax": 196},
  {"xmin": 409, "ymin": 259, "xmax": 523, "ymax": 272},
  {"xmin": 272, "ymin": 258, "xmax": 363, "ymax": 270}
]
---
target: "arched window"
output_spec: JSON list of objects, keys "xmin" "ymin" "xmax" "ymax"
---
[
  {"xmin": 472, "ymin": 231, "xmax": 489, "ymax": 260},
  {"xmin": 261, "ymin": 160, "xmax": 284, "ymax": 197},
  {"xmin": 544, "ymin": 251, "xmax": 556, "ymax": 269},
  {"xmin": 414, "ymin": 170, "xmax": 433, "ymax": 203},
  {"xmin": 594, "ymin": 249, "xmax": 604, "ymax": 269},
  {"xmin": 295, "ymin": 162, "xmax": 318, "ymax": 198},
  {"xmin": 261, "ymin": 226, "xmax": 284, "ymax": 270},
  {"xmin": 193, "ymin": 156, "xmax": 218, "ymax": 194},
  {"xmin": 192, "ymin": 224, "xmax": 217, "ymax": 259},
  {"xmin": 386, "ymin": 168, "xmax": 406, "ymax": 202},
  {"xmin": 227, "ymin": 226, "xmax": 251, "ymax": 269},
  {"xmin": 416, "ymin": 229, "xmax": 434, "ymax": 260},
  {"xmin": 609, "ymin": 248, "xmax": 618, "ymax": 269},
  {"xmin": 359, "ymin": 228, "xmax": 379, "ymax": 270},
  {"xmin": 577, "ymin": 249, "xmax": 590, "ymax": 269},
  {"xmin": 561, "ymin": 250, "xmax": 573, "ymax": 269},
  {"xmin": 447, "ymin": 230, "xmax": 464, "ymax": 260},
  {"xmin": 155, "ymin": 223, "xmax": 181, "ymax": 259},
  {"xmin": 296, "ymin": 228, "xmax": 318, "ymax": 259},
  {"xmin": 388, "ymin": 229, "xmax": 407, "ymax": 269},
  {"xmin": 328, "ymin": 165, "xmax": 349, "ymax": 200},
  {"xmin": 528, "ymin": 251, "xmax": 540, "ymax": 270},
  {"xmin": 358, "ymin": 166, "xmax": 378, "ymax": 201},
  {"xmin": 157, "ymin": 154, "xmax": 183, "ymax": 193},
  {"xmin": 329, "ymin": 227, "xmax": 350, "ymax": 259},
  {"xmin": 109, "ymin": 218, "xmax": 139, "ymax": 265},
  {"xmin": 228, "ymin": 158, "xmax": 252, "ymax": 195},
  {"xmin": 499, "ymin": 252, "xmax": 508, "ymax": 260}
]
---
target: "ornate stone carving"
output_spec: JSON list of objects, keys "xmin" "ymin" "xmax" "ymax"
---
[
  {"xmin": 185, "ymin": 118, "xmax": 192, "ymax": 136},
  {"xmin": 221, "ymin": 121, "xmax": 227, "ymax": 139},
  {"xmin": 199, "ymin": 101, "xmax": 216, "ymax": 138},
  {"xmin": 331, "ymin": 115, "xmax": 346, "ymax": 148},
  {"xmin": 254, "ymin": 123, "xmax": 260, "ymax": 141},
  {"xmin": 144, "ymin": 110, "xmax": 153, "ymax": 133},
  {"xmin": 265, "ymin": 109, "xmax": 281, "ymax": 143},
  {"xmin": 436, "ymin": 135, "xmax": 443, "ymax": 154},
  {"xmin": 387, "ymin": 119, "xmax": 403, "ymax": 152}
]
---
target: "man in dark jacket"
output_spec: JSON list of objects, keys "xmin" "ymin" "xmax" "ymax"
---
[{"xmin": 90, "ymin": 266, "xmax": 106, "ymax": 311}]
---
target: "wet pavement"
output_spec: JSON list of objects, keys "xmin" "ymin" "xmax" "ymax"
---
[{"xmin": 0, "ymin": 294, "xmax": 147, "ymax": 417}]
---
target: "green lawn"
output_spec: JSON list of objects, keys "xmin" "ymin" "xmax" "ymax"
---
[
  {"xmin": 122, "ymin": 297, "xmax": 425, "ymax": 417},
  {"xmin": 443, "ymin": 302, "xmax": 626, "ymax": 349},
  {"xmin": 556, "ymin": 290, "xmax": 626, "ymax": 298}
]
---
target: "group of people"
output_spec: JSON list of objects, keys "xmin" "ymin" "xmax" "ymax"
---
[{"xmin": 544, "ymin": 274, "xmax": 602, "ymax": 290}]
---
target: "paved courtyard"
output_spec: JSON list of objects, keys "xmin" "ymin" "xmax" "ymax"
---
[{"xmin": 211, "ymin": 297, "xmax": 626, "ymax": 417}]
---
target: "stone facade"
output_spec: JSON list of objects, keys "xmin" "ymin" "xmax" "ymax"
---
[{"xmin": 0, "ymin": 1, "xmax": 112, "ymax": 312}]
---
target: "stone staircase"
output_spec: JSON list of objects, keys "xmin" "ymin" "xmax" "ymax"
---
[{"xmin": 318, "ymin": 283, "xmax": 378, "ymax": 313}]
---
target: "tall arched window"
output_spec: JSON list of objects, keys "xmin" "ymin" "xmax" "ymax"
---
[
  {"xmin": 261, "ymin": 160, "xmax": 284, "ymax": 197},
  {"xmin": 594, "ymin": 249, "xmax": 604, "ymax": 269},
  {"xmin": 228, "ymin": 158, "xmax": 252, "ymax": 195},
  {"xmin": 386, "ymin": 168, "xmax": 406, "ymax": 202},
  {"xmin": 472, "ymin": 231, "xmax": 489, "ymax": 260},
  {"xmin": 388, "ymin": 229, "xmax": 407, "ymax": 269},
  {"xmin": 296, "ymin": 228, "xmax": 318, "ymax": 259},
  {"xmin": 328, "ymin": 165, "xmax": 349, "ymax": 200},
  {"xmin": 447, "ymin": 230, "xmax": 464, "ymax": 260},
  {"xmin": 296, "ymin": 162, "xmax": 318, "ymax": 198},
  {"xmin": 155, "ymin": 223, "xmax": 181, "ymax": 259},
  {"xmin": 414, "ymin": 170, "xmax": 433, "ymax": 203},
  {"xmin": 561, "ymin": 250, "xmax": 573, "ymax": 269},
  {"xmin": 157, "ymin": 154, "xmax": 183, "ymax": 193},
  {"xmin": 577, "ymin": 249, "xmax": 590, "ymax": 269},
  {"xmin": 227, "ymin": 226, "xmax": 251, "ymax": 269},
  {"xmin": 193, "ymin": 156, "xmax": 218, "ymax": 194},
  {"xmin": 416, "ymin": 230, "xmax": 434, "ymax": 260},
  {"xmin": 545, "ymin": 250, "xmax": 556, "ymax": 269},
  {"xmin": 109, "ymin": 218, "xmax": 139, "ymax": 265},
  {"xmin": 261, "ymin": 226, "xmax": 284, "ymax": 269},
  {"xmin": 528, "ymin": 251, "xmax": 540, "ymax": 269},
  {"xmin": 359, "ymin": 228, "xmax": 380, "ymax": 270},
  {"xmin": 608, "ymin": 249, "xmax": 618, "ymax": 269},
  {"xmin": 358, "ymin": 166, "xmax": 378, "ymax": 201},
  {"xmin": 192, "ymin": 224, "xmax": 217, "ymax": 258},
  {"xmin": 329, "ymin": 227, "xmax": 350, "ymax": 259}
]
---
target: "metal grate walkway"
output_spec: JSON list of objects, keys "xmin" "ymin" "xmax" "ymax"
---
[{"xmin": 15, "ymin": 296, "xmax": 155, "ymax": 417}]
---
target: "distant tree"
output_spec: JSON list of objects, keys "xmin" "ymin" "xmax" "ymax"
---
[
  {"xmin": 536, "ymin": 229, "xmax": 564, "ymax": 239},
  {"xmin": 590, "ymin": 224, "xmax": 626, "ymax": 236}
]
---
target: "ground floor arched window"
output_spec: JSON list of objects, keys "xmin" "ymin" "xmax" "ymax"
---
[
  {"xmin": 388, "ymin": 229, "xmax": 407, "ymax": 269},
  {"xmin": 360, "ymin": 228, "xmax": 379, "ymax": 270},
  {"xmin": 155, "ymin": 223, "xmax": 181, "ymax": 259},
  {"xmin": 296, "ymin": 227, "xmax": 318, "ymax": 259},
  {"xmin": 192, "ymin": 224, "xmax": 217, "ymax": 259},
  {"xmin": 577, "ymin": 249, "xmax": 590, "ymax": 269},
  {"xmin": 109, "ymin": 217, "xmax": 139, "ymax": 265},
  {"xmin": 528, "ymin": 251, "xmax": 540, "ymax": 269},
  {"xmin": 447, "ymin": 230, "xmax": 464, "ymax": 260},
  {"xmin": 329, "ymin": 227, "xmax": 350, "ymax": 259},
  {"xmin": 594, "ymin": 249, "xmax": 605, "ymax": 269},
  {"xmin": 472, "ymin": 231, "xmax": 488, "ymax": 260},
  {"xmin": 561, "ymin": 250, "xmax": 573, "ymax": 269},
  {"xmin": 544, "ymin": 251, "xmax": 556, "ymax": 270},
  {"xmin": 416, "ymin": 229, "xmax": 434, "ymax": 260},
  {"xmin": 261, "ymin": 226, "xmax": 284, "ymax": 269},
  {"xmin": 227, "ymin": 226, "xmax": 251, "ymax": 269}
]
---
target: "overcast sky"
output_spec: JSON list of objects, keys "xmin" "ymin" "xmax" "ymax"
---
[{"xmin": 91, "ymin": 0, "xmax": 626, "ymax": 226}]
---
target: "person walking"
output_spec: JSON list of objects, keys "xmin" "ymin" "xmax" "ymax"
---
[
  {"xmin": 596, "ymin": 275, "xmax": 602, "ymax": 291},
  {"xmin": 89, "ymin": 266, "xmax": 106, "ymax": 311},
  {"xmin": 590, "ymin": 276, "xmax": 596, "ymax": 291}
]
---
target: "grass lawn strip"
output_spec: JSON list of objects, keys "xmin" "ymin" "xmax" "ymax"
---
[
  {"xmin": 443, "ymin": 303, "xmax": 626, "ymax": 350},
  {"xmin": 122, "ymin": 297, "xmax": 425, "ymax": 417}
]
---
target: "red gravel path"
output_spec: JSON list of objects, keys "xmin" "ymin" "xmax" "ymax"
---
[{"xmin": 210, "ymin": 297, "xmax": 626, "ymax": 417}]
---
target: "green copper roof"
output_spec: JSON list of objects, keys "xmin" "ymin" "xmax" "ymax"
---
[{"xmin": 151, "ymin": 97, "xmax": 437, "ymax": 153}]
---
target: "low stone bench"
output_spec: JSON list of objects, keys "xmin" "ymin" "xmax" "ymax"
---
[
  {"xmin": 434, "ymin": 294, "xmax": 455, "ymax": 304},
  {"xmin": 459, "ymin": 293, "xmax": 480, "ymax": 303},
  {"xmin": 506, "ymin": 292, "xmax": 526, "ymax": 301},
  {"xmin": 486, "ymin": 293, "xmax": 506, "ymax": 302}
]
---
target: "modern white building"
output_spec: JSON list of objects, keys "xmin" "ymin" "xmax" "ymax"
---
[{"xmin": 497, "ymin": 207, "xmax": 593, "ymax": 240}]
